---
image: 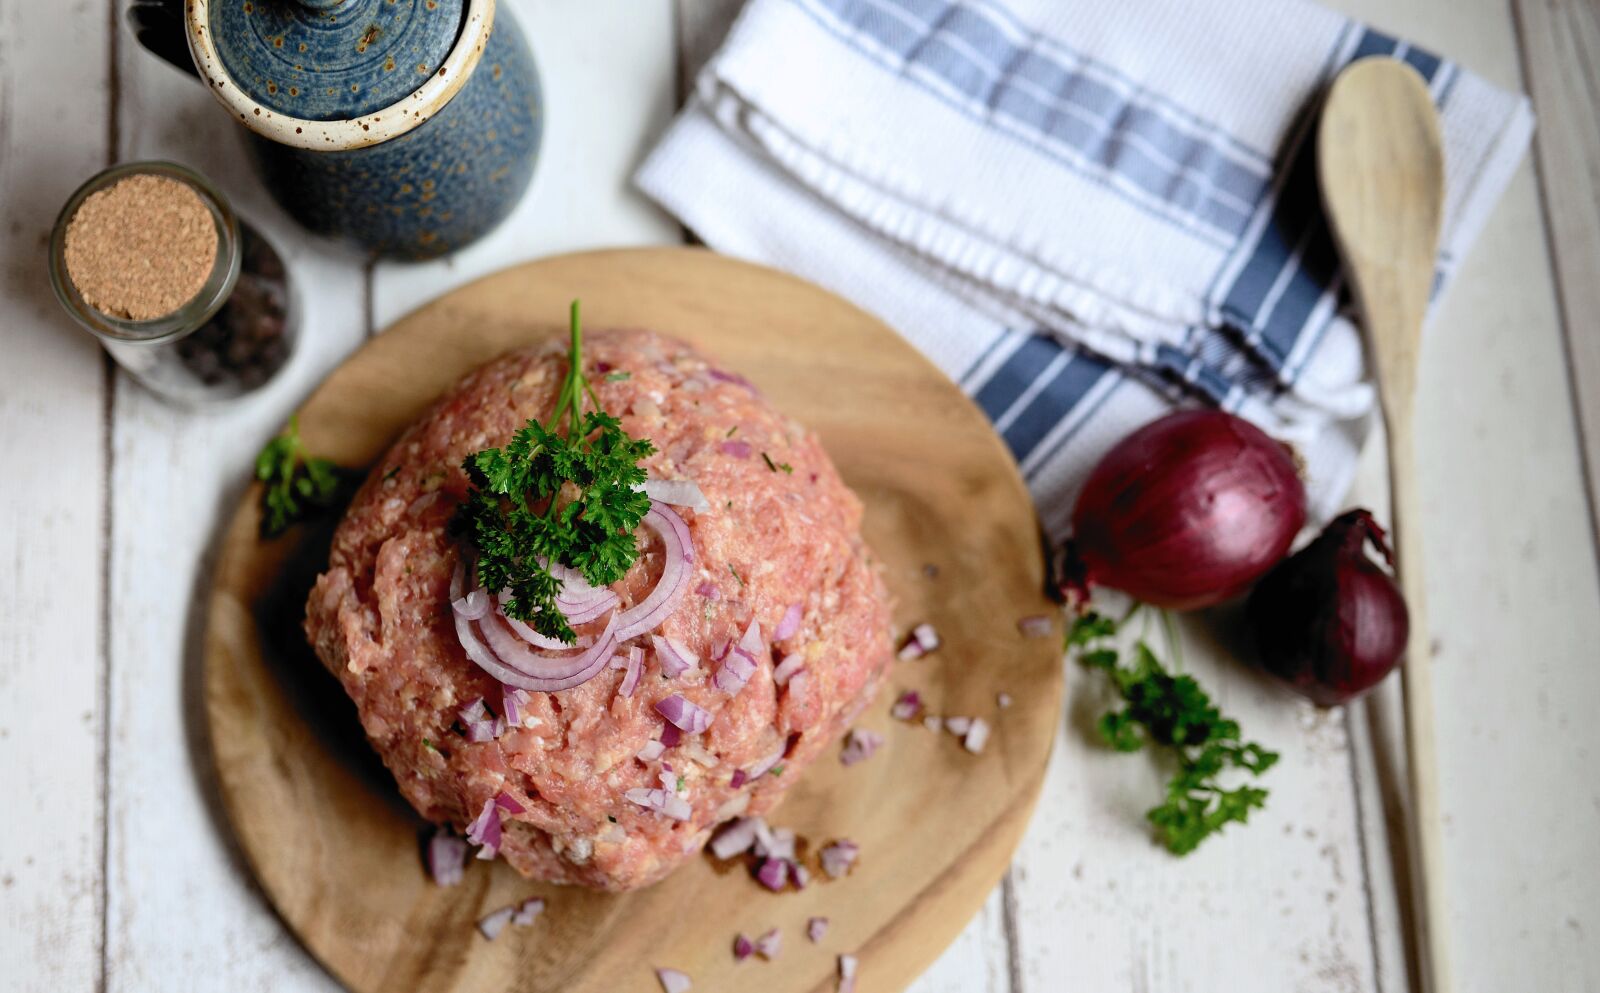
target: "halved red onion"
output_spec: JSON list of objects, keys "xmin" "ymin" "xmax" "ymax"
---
[
  {"xmin": 1016, "ymin": 614, "xmax": 1054, "ymax": 638},
  {"xmin": 511, "ymin": 897, "xmax": 545, "ymax": 927},
  {"xmin": 745, "ymin": 744, "xmax": 785, "ymax": 780},
  {"xmin": 756, "ymin": 857, "xmax": 789, "ymax": 891},
  {"xmin": 756, "ymin": 928, "xmax": 782, "ymax": 959},
  {"xmin": 655, "ymin": 693, "xmax": 713, "ymax": 735},
  {"xmin": 459, "ymin": 697, "xmax": 488, "ymax": 725},
  {"xmin": 773, "ymin": 604, "xmax": 803, "ymax": 641},
  {"xmin": 452, "ymin": 588, "xmax": 491, "ymax": 621},
  {"xmin": 709, "ymin": 817, "xmax": 763, "ymax": 860},
  {"xmin": 615, "ymin": 504, "xmax": 695, "ymax": 642},
  {"xmin": 719, "ymin": 439, "xmax": 753, "ymax": 459},
  {"xmin": 944, "ymin": 716, "xmax": 972, "ymax": 736},
  {"xmin": 652, "ymin": 634, "xmax": 698, "ymax": 678},
  {"xmin": 642, "ymin": 478, "xmax": 711, "ymax": 514},
  {"xmin": 819, "ymin": 839, "xmax": 859, "ymax": 879},
  {"xmin": 772, "ymin": 655, "xmax": 805, "ymax": 687},
  {"xmin": 733, "ymin": 934, "xmax": 755, "ymax": 961},
  {"xmin": 890, "ymin": 691, "xmax": 922, "ymax": 721},
  {"xmin": 626, "ymin": 787, "xmax": 692, "ymax": 821},
  {"xmin": 619, "ymin": 646, "xmax": 644, "ymax": 698},
  {"xmin": 964, "ymin": 718, "xmax": 991, "ymax": 754},
  {"xmin": 655, "ymin": 967, "xmax": 692, "ymax": 993},
  {"xmin": 714, "ymin": 648, "xmax": 757, "ymax": 695},
  {"xmin": 838, "ymin": 954, "xmax": 858, "ymax": 993},
  {"xmin": 840, "ymin": 728, "xmax": 885, "ymax": 766},
  {"xmin": 494, "ymin": 791, "xmax": 525, "ymax": 814},
  {"xmin": 478, "ymin": 906, "xmax": 515, "ymax": 941},
  {"xmin": 427, "ymin": 829, "xmax": 467, "ymax": 887},
  {"xmin": 807, "ymin": 917, "xmax": 829, "ymax": 943}
]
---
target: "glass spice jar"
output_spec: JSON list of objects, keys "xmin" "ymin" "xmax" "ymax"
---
[{"xmin": 48, "ymin": 160, "xmax": 297, "ymax": 405}]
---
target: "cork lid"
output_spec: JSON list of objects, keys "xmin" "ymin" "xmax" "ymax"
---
[{"xmin": 207, "ymin": 0, "xmax": 466, "ymax": 121}]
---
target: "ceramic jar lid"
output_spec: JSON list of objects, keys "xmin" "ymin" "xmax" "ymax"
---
[{"xmin": 207, "ymin": 0, "xmax": 464, "ymax": 121}]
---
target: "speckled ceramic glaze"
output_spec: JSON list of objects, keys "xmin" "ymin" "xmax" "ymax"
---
[{"xmin": 185, "ymin": 0, "xmax": 540, "ymax": 260}]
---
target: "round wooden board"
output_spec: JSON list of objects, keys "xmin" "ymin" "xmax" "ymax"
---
[{"xmin": 205, "ymin": 247, "xmax": 1062, "ymax": 993}]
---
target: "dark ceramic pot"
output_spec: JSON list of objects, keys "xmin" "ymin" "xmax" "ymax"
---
[{"xmin": 180, "ymin": 0, "xmax": 540, "ymax": 260}]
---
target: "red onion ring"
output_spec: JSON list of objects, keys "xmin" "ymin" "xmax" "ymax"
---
[
  {"xmin": 614, "ymin": 504, "xmax": 694, "ymax": 641},
  {"xmin": 477, "ymin": 608, "xmax": 621, "ymax": 692},
  {"xmin": 451, "ymin": 589, "xmax": 491, "ymax": 621}
]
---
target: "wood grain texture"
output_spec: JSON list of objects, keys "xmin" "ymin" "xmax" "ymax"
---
[
  {"xmin": 1318, "ymin": 57, "xmax": 1450, "ymax": 993},
  {"xmin": 204, "ymin": 247, "xmax": 1062, "ymax": 993},
  {"xmin": 1513, "ymin": 0, "xmax": 1600, "ymax": 559},
  {"xmin": 0, "ymin": 3, "xmax": 112, "ymax": 990}
]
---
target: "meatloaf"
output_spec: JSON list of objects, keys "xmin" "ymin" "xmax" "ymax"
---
[{"xmin": 305, "ymin": 328, "xmax": 892, "ymax": 891}]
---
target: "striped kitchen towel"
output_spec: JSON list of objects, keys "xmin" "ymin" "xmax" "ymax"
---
[{"xmin": 636, "ymin": 0, "xmax": 1533, "ymax": 535}]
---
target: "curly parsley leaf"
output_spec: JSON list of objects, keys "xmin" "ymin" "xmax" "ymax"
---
[
  {"xmin": 1069, "ymin": 611, "xmax": 1278, "ymax": 855},
  {"xmin": 453, "ymin": 301, "xmax": 656, "ymax": 643},
  {"xmin": 255, "ymin": 414, "xmax": 347, "ymax": 539}
]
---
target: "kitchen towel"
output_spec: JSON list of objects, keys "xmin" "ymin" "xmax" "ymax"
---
[{"xmin": 637, "ymin": 0, "xmax": 1533, "ymax": 535}]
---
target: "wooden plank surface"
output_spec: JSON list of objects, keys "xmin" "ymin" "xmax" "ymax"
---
[
  {"xmin": 0, "ymin": 0, "xmax": 1596, "ymax": 990},
  {"xmin": 0, "ymin": 4, "xmax": 112, "ymax": 991}
]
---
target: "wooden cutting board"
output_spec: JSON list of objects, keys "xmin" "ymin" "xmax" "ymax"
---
[{"xmin": 205, "ymin": 247, "xmax": 1063, "ymax": 993}]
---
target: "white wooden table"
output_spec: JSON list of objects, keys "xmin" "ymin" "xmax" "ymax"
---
[{"xmin": 3, "ymin": 1, "xmax": 1597, "ymax": 990}]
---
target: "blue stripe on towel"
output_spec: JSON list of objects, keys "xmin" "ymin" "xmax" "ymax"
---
[
  {"xmin": 796, "ymin": 0, "xmax": 1270, "ymax": 242},
  {"xmin": 966, "ymin": 330, "xmax": 1116, "ymax": 466}
]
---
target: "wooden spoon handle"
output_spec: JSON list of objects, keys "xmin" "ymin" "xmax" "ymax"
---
[{"xmin": 1385, "ymin": 409, "xmax": 1453, "ymax": 993}]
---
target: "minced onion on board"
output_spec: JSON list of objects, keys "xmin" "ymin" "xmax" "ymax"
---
[
  {"xmin": 896, "ymin": 623, "xmax": 940, "ymax": 660},
  {"xmin": 655, "ymin": 967, "xmax": 692, "ymax": 993},
  {"xmin": 838, "ymin": 954, "xmax": 859, "ymax": 993},
  {"xmin": 756, "ymin": 928, "xmax": 782, "ymax": 959},
  {"xmin": 839, "ymin": 728, "xmax": 885, "ymax": 766},
  {"xmin": 428, "ymin": 829, "xmax": 467, "ymax": 887},
  {"xmin": 807, "ymin": 917, "xmax": 830, "ymax": 943}
]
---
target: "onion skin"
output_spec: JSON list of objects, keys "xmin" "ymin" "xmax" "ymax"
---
[
  {"xmin": 1246, "ymin": 509, "xmax": 1409, "ymax": 706},
  {"xmin": 1069, "ymin": 410, "xmax": 1308, "ymax": 609}
]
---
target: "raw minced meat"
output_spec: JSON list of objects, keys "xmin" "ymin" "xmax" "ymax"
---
[{"xmin": 305, "ymin": 329, "xmax": 892, "ymax": 891}]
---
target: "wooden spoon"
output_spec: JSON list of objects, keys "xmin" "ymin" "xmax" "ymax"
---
[{"xmin": 1318, "ymin": 58, "xmax": 1449, "ymax": 993}]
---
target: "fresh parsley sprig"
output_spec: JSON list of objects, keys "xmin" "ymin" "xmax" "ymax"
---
[
  {"xmin": 255, "ymin": 414, "xmax": 345, "ymax": 538},
  {"xmin": 1070, "ymin": 611, "xmax": 1278, "ymax": 855},
  {"xmin": 453, "ymin": 301, "xmax": 655, "ymax": 643}
]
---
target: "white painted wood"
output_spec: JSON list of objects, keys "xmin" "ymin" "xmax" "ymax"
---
[
  {"xmin": 905, "ymin": 889, "xmax": 1011, "ymax": 993},
  {"xmin": 0, "ymin": 4, "xmax": 112, "ymax": 992}
]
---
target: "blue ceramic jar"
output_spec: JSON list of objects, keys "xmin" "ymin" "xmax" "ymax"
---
[{"xmin": 182, "ymin": 0, "xmax": 541, "ymax": 260}]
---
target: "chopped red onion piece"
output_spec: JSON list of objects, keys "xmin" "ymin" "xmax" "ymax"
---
[
  {"xmin": 458, "ymin": 697, "xmax": 488, "ymax": 725},
  {"xmin": 477, "ymin": 906, "xmax": 515, "ymax": 941},
  {"xmin": 997, "ymin": 692, "xmax": 1013, "ymax": 709},
  {"xmin": 655, "ymin": 693, "xmax": 713, "ymax": 735},
  {"xmin": 773, "ymin": 604, "xmax": 803, "ymax": 641},
  {"xmin": 652, "ymin": 634, "xmax": 698, "ymax": 678},
  {"xmin": 451, "ymin": 588, "xmax": 491, "ymax": 621},
  {"xmin": 502, "ymin": 686, "xmax": 532, "ymax": 727},
  {"xmin": 738, "ymin": 618, "xmax": 765, "ymax": 657},
  {"xmin": 696, "ymin": 580, "xmax": 721, "ymax": 601},
  {"xmin": 733, "ymin": 933, "xmax": 755, "ymax": 961},
  {"xmin": 964, "ymin": 718, "xmax": 991, "ymax": 754},
  {"xmin": 819, "ymin": 839, "xmax": 859, "ymax": 879},
  {"xmin": 466, "ymin": 798, "xmax": 502, "ymax": 858},
  {"xmin": 791, "ymin": 861, "xmax": 811, "ymax": 889},
  {"xmin": 756, "ymin": 927, "xmax": 782, "ymax": 959},
  {"xmin": 838, "ymin": 954, "xmax": 858, "ymax": 993},
  {"xmin": 840, "ymin": 728, "xmax": 886, "ymax": 766},
  {"xmin": 729, "ymin": 769, "xmax": 747, "ymax": 789},
  {"xmin": 637, "ymin": 740, "xmax": 666, "ymax": 762},
  {"xmin": 660, "ymin": 723, "xmax": 682, "ymax": 748},
  {"xmin": 807, "ymin": 917, "xmax": 830, "ymax": 943},
  {"xmin": 922, "ymin": 714, "xmax": 942, "ymax": 733},
  {"xmin": 642, "ymin": 478, "xmax": 711, "ymax": 514},
  {"xmin": 427, "ymin": 829, "xmax": 467, "ymax": 887},
  {"xmin": 709, "ymin": 817, "xmax": 763, "ymax": 860},
  {"xmin": 625, "ymin": 787, "xmax": 691, "ymax": 821},
  {"xmin": 659, "ymin": 767, "xmax": 681, "ymax": 793},
  {"xmin": 714, "ymin": 647, "xmax": 757, "ymax": 695},
  {"xmin": 897, "ymin": 623, "xmax": 940, "ymax": 660},
  {"xmin": 615, "ymin": 504, "xmax": 696, "ymax": 641},
  {"xmin": 619, "ymin": 646, "xmax": 644, "ymax": 698},
  {"xmin": 511, "ymin": 897, "xmax": 545, "ymax": 926},
  {"xmin": 746, "ymin": 744, "xmax": 785, "ymax": 780},
  {"xmin": 1016, "ymin": 614, "xmax": 1054, "ymax": 638},
  {"xmin": 755, "ymin": 857, "xmax": 789, "ymax": 891},
  {"xmin": 772, "ymin": 655, "xmax": 806, "ymax": 686},
  {"xmin": 655, "ymin": 967, "xmax": 693, "ymax": 993},
  {"xmin": 464, "ymin": 719, "xmax": 497, "ymax": 743},
  {"xmin": 788, "ymin": 669, "xmax": 811, "ymax": 701},
  {"xmin": 494, "ymin": 791, "xmax": 525, "ymax": 814},
  {"xmin": 889, "ymin": 690, "xmax": 922, "ymax": 721},
  {"xmin": 719, "ymin": 439, "xmax": 753, "ymax": 459},
  {"xmin": 714, "ymin": 792, "xmax": 751, "ymax": 821},
  {"xmin": 753, "ymin": 826, "xmax": 795, "ymax": 861},
  {"xmin": 944, "ymin": 716, "xmax": 972, "ymax": 736}
]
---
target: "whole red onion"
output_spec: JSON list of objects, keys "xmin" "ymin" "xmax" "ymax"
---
[
  {"xmin": 1068, "ymin": 410, "xmax": 1307, "ymax": 609},
  {"xmin": 1246, "ymin": 509, "xmax": 1409, "ymax": 706}
]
